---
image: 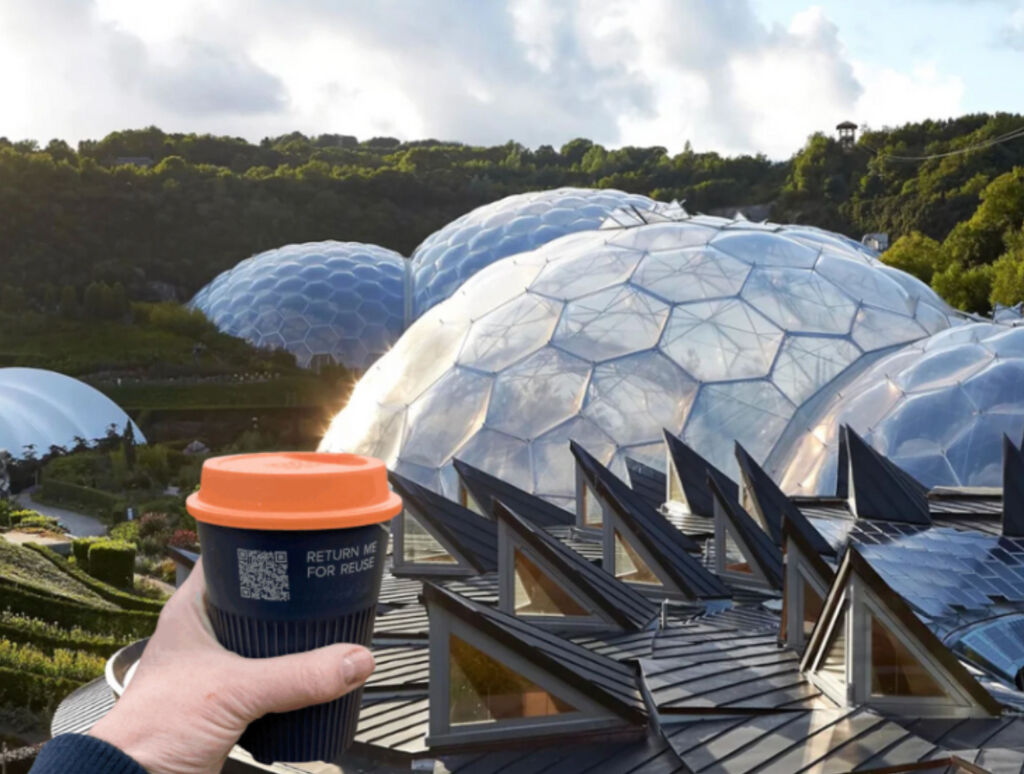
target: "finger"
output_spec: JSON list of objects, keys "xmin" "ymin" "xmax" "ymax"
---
[{"xmin": 232, "ymin": 644, "xmax": 375, "ymax": 718}]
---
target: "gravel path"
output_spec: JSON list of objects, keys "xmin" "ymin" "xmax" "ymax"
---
[{"xmin": 14, "ymin": 491, "xmax": 106, "ymax": 537}]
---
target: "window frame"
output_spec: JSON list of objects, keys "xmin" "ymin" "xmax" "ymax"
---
[
  {"xmin": 392, "ymin": 505, "xmax": 477, "ymax": 577},
  {"xmin": 496, "ymin": 520, "xmax": 610, "ymax": 632},
  {"xmin": 427, "ymin": 607, "xmax": 624, "ymax": 747}
]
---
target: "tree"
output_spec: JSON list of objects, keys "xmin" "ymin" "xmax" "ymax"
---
[
  {"xmin": 990, "ymin": 228, "xmax": 1024, "ymax": 307},
  {"xmin": 882, "ymin": 232, "xmax": 949, "ymax": 284},
  {"xmin": 59, "ymin": 285, "xmax": 79, "ymax": 319},
  {"xmin": 931, "ymin": 262, "xmax": 994, "ymax": 313},
  {"xmin": 83, "ymin": 281, "xmax": 105, "ymax": 319}
]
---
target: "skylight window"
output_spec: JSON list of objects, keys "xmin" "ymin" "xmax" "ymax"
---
[
  {"xmin": 802, "ymin": 579, "xmax": 824, "ymax": 638},
  {"xmin": 449, "ymin": 635, "xmax": 577, "ymax": 725},
  {"xmin": 870, "ymin": 614, "xmax": 946, "ymax": 698},
  {"xmin": 723, "ymin": 530, "xmax": 752, "ymax": 574},
  {"xmin": 668, "ymin": 463, "xmax": 685, "ymax": 507},
  {"xmin": 582, "ymin": 484, "xmax": 603, "ymax": 527},
  {"xmin": 403, "ymin": 510, "xmax": 457, "ymax": 565},
  {"xmin": 459, "ymin": 483, "xmax": 486, "ymax": 516},
  {"xmin": 513, "ymin": 549, "xmax": 588, "ymax": 617},
  {"xmin": 613, "ymin": 529, "xmax": 660, "ymax": 585}
]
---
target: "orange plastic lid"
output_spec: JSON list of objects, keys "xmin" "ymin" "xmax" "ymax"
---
[{"xmin": 186, "ymin": 452, "xmax": 402, "ymax": 530}]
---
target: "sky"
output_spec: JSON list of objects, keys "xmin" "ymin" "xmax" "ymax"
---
[{"xmin": 0, "ymin": 0, "xmax": 1022, "ymax": 159}]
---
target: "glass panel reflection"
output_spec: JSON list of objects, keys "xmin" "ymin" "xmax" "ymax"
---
[
  {"xmin": 449, "ymin": 634, "xmax": 577, "ymax": 724},
  {"xmin": 402, "ymin": 510, "xmax": 457, "ymax": 564},
  {"xmin": 802, "ymin": 579, "xmax": 824, "ymax": 638},
  {"xmin": 583, "ymin": 485, "xmax": 603, "ymax": 527},
  {"xmin": 513, "ymin": 549, "xmax": 588, "ymax": 617},
  {"xmin": 724, "ymin": 530, "xmax": 752, "ymax": 574},
  {"xmin": 821, "ymin": 609, "xmax": 847, "ymax": 684},
  {"xmin": 614, "ymin": 529, "xmax": 660, "ymax": 585},
  {"xmin": 870, "ymin": 614, "xmax": 945, "ymax": 697}
]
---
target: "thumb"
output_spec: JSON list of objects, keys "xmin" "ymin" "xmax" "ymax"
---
[{"xmin": 234, "ymin": 644, "xmax": 375, "ymax": 718}]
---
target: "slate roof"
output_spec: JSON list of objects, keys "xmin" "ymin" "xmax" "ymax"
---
[
  {"xmin": 626, "ymin": 456, "xmax": 668, "ymax": 512},
  {"xmin": 388, "ymin": 471, "xmax": 498, "ymax": 573},
  {"xmin": 365, "ymin": 645, "xmax": 430, "ymax": 694},
  {"xmin": 843, "ymin": 425, "xmax": 932, "ymax": 525},
  {"xmin": 663, "ymin": 430, "xmax": 738, "ymax": 517},
  {"xmin": 423, "ymin": 583, "xmax": 648, "ymax": 723},
  {"xmin": 661, "ymin": 708, "xmax": 949, "ymax": 774},
  {"xmin": 445, "ymin": 733, "xmax": 687, "ymax": 774},
  {"xmin": 453, "ymin": 457, "xmax": 574, "ymax": 528},
  {"xmin": 496, "ymin": 501, "xmax": 658, "ymax": 631},
  {"xmin": 571, "ymin": 441, "xmax": 731, "ymax": 600},
  {"xmin": 708, "ymin": 476, "xmax": 784, "ymax": 591}
]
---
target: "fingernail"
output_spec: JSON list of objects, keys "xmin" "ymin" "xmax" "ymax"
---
[{"xmin": 342, "ymin": 649, "xmax": 375, "ymax": 685}]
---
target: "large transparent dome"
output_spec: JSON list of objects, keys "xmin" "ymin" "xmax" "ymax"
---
[
  {"xmin": 0, "ymin": 368, "xmax": 145, "ymax": 459},
  {"xmin": 410, "ymin": 187, "xmax": 659, "ymax": 319},
  {"xmin": 322, "ymin": 212, "xmax": 958, "ymax": 507},
  {"xmin": 191, "ymin": 241, "xmax": 407, "ymax": 370},
  {"xmin": 773, "ymin": 321, "xmax": 1024, "ymax": 495}
]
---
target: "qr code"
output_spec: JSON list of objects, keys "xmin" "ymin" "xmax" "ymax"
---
[{"xmin": 237, "ymin": 549, "xmax": 290, "ymax": 601}]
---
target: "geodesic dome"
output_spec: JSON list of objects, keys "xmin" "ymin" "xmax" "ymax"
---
[
  {"xmin": 0, "ymin": 368, "xmax": 144, "ymax": 459},
  {"xmin": 410, "ymin": 187, "xmax": 659, "ymax": 319},
  {"xmin": 191, "ymin": 242, "xmax": 407, "ymax": 370},
  {"xmin": 322, "ymin": 211, "xmax": 959, "ymax": 508},
  {"xmin": 772, "ymin": 321, "xmax": 1024, "ymax": 495}
]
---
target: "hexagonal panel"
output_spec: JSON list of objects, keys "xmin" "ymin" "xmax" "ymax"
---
[
  {"xmin": 458, "ymin": 293, "xmax": 562, "ymax": 372},
  {"xmin": 486, "ymin": 348, "xmax": 591, "ymax": 439},
  {"xmin": 583, "ymin": 352, "xmax": 697, "ymax": 445},
  {"xmin": 662, "ymin": 299, "xmax": 783, "ymax": 381},
  {"xmin": 742, "ymin": 266, "xmax": 857, "ymax": 334},
  {"xmin": 632, "ymin": 246, "xmax": 750, "ymax": 303},
  {"xmin": 553, "ymin": 285, "xmax": 669, "ymax": 362}
]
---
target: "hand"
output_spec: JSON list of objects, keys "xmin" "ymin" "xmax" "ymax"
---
[{"xmin": 89, "ymin": 559, "xmax": 375, "ymax": 774}]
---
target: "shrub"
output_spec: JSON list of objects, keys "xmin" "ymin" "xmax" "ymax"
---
[
  {"xmin": 71, "ymin": 537, "xmax": 101, "ymax": 570},
  {"xmin": 138, "ymin": 512, "xmax": 172, "ymax": 539},
  {"xmin": 11, "ymin": 514, "xmax": 62, "ymax": 532},
  {"xmin": 109, "ymin": 520, "xmax": 139, "ymax": 542},
  {"xmin": 138, "ymin": 444, "xmax": 170, "ymax": 486},
  {"xmin": 37, "ymin": 479, "xmax": 126, "ymax": 521},
  {"xmin": 0, "ymin": 578, "xmax": 157, "ymax": 639},
  {"xmin": 168, "ymin": 529, "xmax": 198, "ymax": 551},
  {"xmin": 0, "ymin": 610, "xmax": 128, "ymax": 657},
  {"xmin": 24, "ymin": 543, "xmax": 163, "ymax": 613},
  {"xmin": 87, "ymin": 540, "xmax": 136, "ymax": 589}
]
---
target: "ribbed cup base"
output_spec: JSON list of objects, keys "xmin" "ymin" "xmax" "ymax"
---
[{"xmin": 208, "ymin": 605, "xmax": 376, "ymax": 764}]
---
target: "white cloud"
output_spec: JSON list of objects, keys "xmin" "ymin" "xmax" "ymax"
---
[
  {"xmin": 0, "ymin": 0, "xmax": 970, "ymax": 157},
  {"xmin": 853, "ymin": 62, "xmax": 965, "ymax": 130}
]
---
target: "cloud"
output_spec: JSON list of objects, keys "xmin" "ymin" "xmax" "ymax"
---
[{"xmin": 0, "ymin": 0, "xmax": 969, "ymax": 157}]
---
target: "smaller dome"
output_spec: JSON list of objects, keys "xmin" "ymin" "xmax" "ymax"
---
[
  {"xmin": 409, "ymin": 187, "xmax": 660, "ymax": 319},
  {"xmin": 0, "ymin": 368, "xmax": 144, "ymax": 459},
  {"xmin": 773, "ymin": 321, "xmax": 1024, "ymax": 494},
  {"xmin": 191, "ymin": 241, "xmax": 408, "ymax": 371}
]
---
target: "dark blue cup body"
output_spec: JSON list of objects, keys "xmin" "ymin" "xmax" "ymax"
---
[{"xmin": 197, "ymin": 520, "xmax": 389, "ymax": 764}]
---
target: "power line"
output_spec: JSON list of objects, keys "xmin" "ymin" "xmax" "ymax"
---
[{"xmin": 859, "ymin": 124, "xmax": 1024, "ymax": 162}]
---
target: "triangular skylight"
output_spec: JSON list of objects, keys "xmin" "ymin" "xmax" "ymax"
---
[
  {"xmin": 403, "ymin": 510, "xmax": 458, "ymax": 566},
  {"xmin": 513, "ymin": 549, "xmax": 589, "ymax": 617},
  {"xmin": 870, "ymin": 613, "xmax": 946, "ymax": 699},
  {"xmin": 458, "ymin": 482, "xmax": 486, "ymax": 517},
  {"xmin": 449, "ymin": 634, "xmax": 579, "ymax": 725},
  {"xmin": 495, "ymin": 501, "xmax": 657, "ymax": 631},
  {"xmin": 613, "ymin": 529, "xmax": 662, "ymax": 586},
  {"xmin": 802, "ymin": 548, "xmax": 1000, "ymax": 716}
]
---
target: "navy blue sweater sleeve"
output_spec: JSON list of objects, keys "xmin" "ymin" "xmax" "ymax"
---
[{"xmin": 29, "ymin": 733, "xmax": 147, "ymax": 774}]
